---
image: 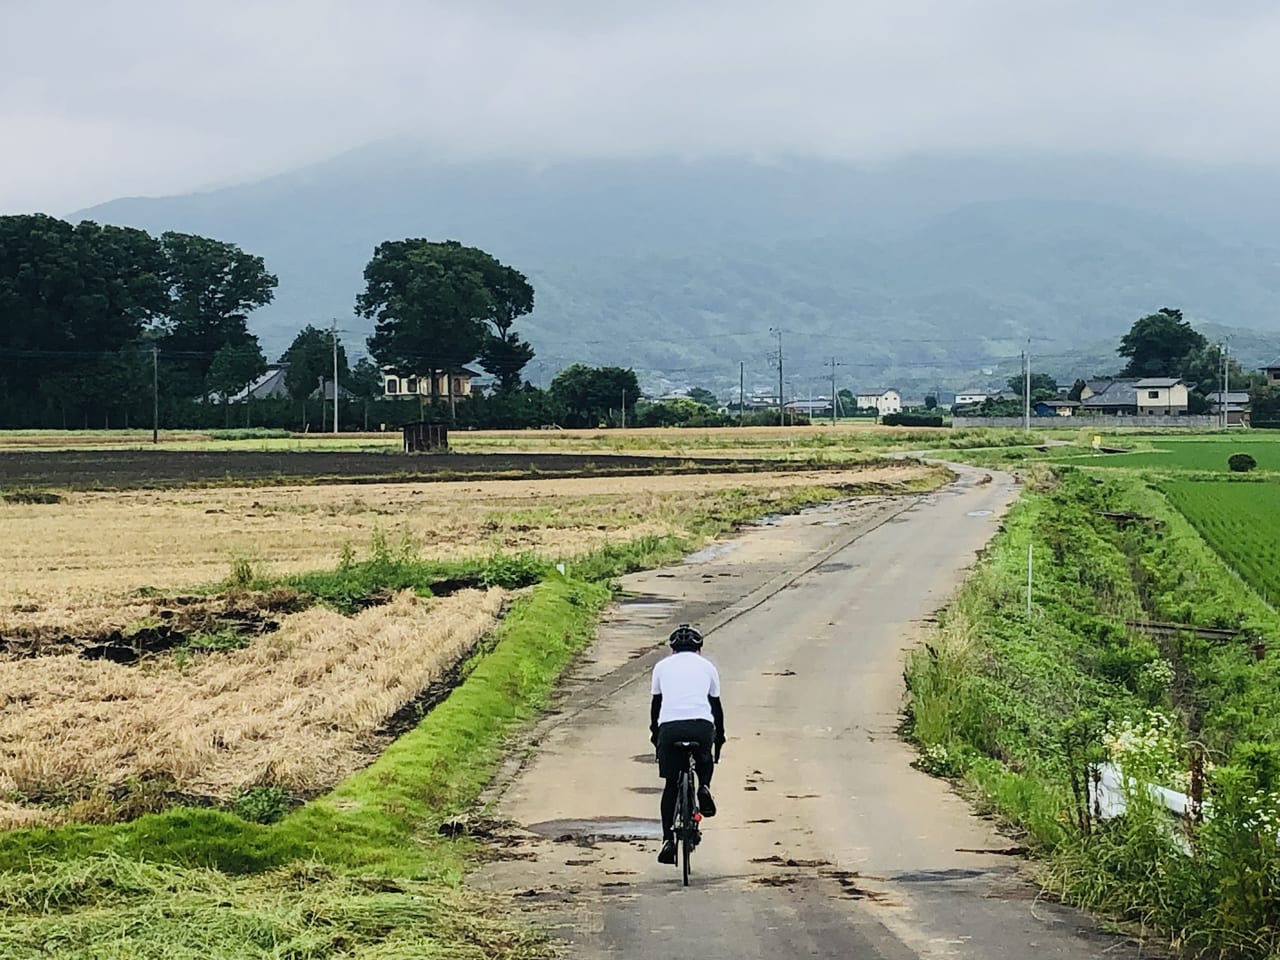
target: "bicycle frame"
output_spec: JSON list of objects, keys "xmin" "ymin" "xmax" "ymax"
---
[{"xmin": 672, "ymin": 747, "xmax": 702, "ymax": 885}]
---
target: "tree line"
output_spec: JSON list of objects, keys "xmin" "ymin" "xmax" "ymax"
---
[
  {"xmin": 0, "ymin": 216, "xmax": 597, "ymax": 430},
  {"xmin": 0, "ymin": 215, "xmax": 277, "ymax": 428}
]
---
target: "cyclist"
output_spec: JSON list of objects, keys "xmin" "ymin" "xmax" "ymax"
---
[{"xmin": 650, "ymin": 623, "xmax": 725, "ymax": 865}]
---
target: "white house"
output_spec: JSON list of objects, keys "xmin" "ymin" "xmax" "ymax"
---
[
  {"xmin": 383, "ymin": 367, "xmax": 482, "ymax": 401},
  {"xmin": 1135, "ymin": 378, "xmax": 1189, "ymax": 416},
  {"xmin": 955, "ymin": 388, "xmax": 997, "ymax": 406},
  {"xmin": 854, "ymin": 388, "xmax": 902, "ymax": 416}
]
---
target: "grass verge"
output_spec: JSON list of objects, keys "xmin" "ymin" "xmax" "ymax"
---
[{"xmin": 904, "ymin": 468, "xmax": 1280, "ymax": 956}]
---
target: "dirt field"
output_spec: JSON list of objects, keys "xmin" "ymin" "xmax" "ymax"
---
[
  {"xmin": 0, "ymin": 449, "xmax": 821, "ymax": 490},
  {"xmin": 0, "ymin": 463, "xmax": 935, "ymax": 617}
]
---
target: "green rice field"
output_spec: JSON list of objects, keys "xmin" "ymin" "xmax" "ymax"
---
[
  {"xmin": 1054, "ymin": 435, "xmax": 1280, "ymax": 473},
  {"xmin": 1162, "ymin": 479, "xmax": 1280, "ymax": 604}
]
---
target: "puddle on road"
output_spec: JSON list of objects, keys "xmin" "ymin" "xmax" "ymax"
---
[
  {"xmin": 527, "ymin": 818, "xmax": 664, "ymax": 842},
  {"xmin": 892, "ymin": 868, "xmax": 988, "ymax": 883},
  {"xmin": 615, "ymin": 596, "xmax": 677, "ymax": 619},
  {"xmin": 683, "ymin": 542, "xmax": 741, "ymax": 564}
]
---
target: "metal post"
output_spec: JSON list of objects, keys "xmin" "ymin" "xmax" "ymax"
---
[
  {"xmin": 152, "ymin": 346, "xmax": 159, "ymax": 444},
  {"xmin": 1023, "ymin": 348, "xmax": 1031, "ymax": 431},
  {"xmin": 1224, "ymin": 339, "xmax": 1231, "ymax": 429},
  {"xmin": 1027, "ymin": 542, "xmax": 1034, "ymax": 617},
  {"xmin": 776, "ymin": 329, "xmax": 784, "ymax": 427},
  {"xmin": 318, "ymin": 375, "xmax": 326, "ymax": 432},
  {"xmin": 621, "ymin": 389, "xmax": 626, "ymax": 429},
  {"xmin": 831, "ymin": 357, "xmax": 837, "ymax": 426},
  {"xmin": 739, "ymin": 361, "xmax": 745, "ymax": 426}
]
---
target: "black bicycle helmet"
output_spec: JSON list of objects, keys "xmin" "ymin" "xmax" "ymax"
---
[{"xmin": 668, "ymin": 623, "xmax": 703, "ymax": 651}]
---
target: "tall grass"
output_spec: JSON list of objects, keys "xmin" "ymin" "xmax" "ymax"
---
[{"xmin": 905, "ymin": 468, "xmax": 1280, "ymax": 955}]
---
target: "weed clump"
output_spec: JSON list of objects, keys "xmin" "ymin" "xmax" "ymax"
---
[
  {"xmin": 208, "ymin": 428, "xmax": 291, "ymax": 441},
  {"xmin": 230, "ymin": 786, "xmax": 293, "ymax": 824},
  {"xmin": 1229, "ymin": 452, "xmax": 1258, "ymax": 473}
]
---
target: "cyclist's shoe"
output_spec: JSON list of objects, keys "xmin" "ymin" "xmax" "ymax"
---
[
  {"xmin": 657, "ymin": 838, "xmax": 677, "ymax": 865},
  {"xmin": 698, "ymin": 786, "xmax": 717, "ymax": 818},
  {"xmin": 688, "ymin": 828, "xmax": 702, "ymax": 850}
]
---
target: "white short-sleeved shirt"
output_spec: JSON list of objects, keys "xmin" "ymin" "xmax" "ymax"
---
[{"xmin": 651, "ymin": 651, "xmax": 721, "ymax": 725}]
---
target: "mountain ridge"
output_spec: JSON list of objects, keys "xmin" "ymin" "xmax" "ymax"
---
[{"xmin": 71, "ymin": 148, "xmax": 1280, "ymax": 396}]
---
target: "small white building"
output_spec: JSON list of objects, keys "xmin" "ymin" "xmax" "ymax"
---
[
  {"xmin": 1135, "ymin": 378, "xmax": 1190, "ymax": 416},
  {"xmin": 854, "ymin": 388, "xmax": 902, "ymax": 416},
  {"xmin": 955, "ymin": 388, "xmax": 997, "ymax": 406},
  {"xmin": 383, "ymin": 367, "xmax": 481, "ymax": 400}
]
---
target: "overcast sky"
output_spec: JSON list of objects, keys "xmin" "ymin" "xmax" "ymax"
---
[{"xmin": 3, "ymin": 0, "xmax": 1279, "ymax": 215}]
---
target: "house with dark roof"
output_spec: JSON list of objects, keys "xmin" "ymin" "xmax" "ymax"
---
[
  {"xmin": 1264, "ymin": 359, "xmax": 1280, "ymax": 388},
  {"xmin": 228, "ymin": 365, "xmax": 289, "ymax": 402},
  {"xmin": 1206, "ymin": 390, "xmax": 1251, "ymax": 426},
  {"xmin": 228, "ymin": 365, "xmax": 356, "ymax": 402},
  {"xmin": 1034, "ymin": 399, "xmax": 1079, "ymax": 417},
  {"xmin": 1079, "ymin": 378, "xmax": 1140, "ymax": 415},
  {"xmin": 1079, "ymin": 377, "xmax": 1190, "ymax": 416}
]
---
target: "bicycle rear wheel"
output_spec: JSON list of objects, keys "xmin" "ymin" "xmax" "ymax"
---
[{"xmin": 677, "ymin": 769, "xmax": 693, "ymax": 886}]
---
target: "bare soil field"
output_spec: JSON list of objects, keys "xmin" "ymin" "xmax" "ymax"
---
[{"xmin": 0, "ymin": 449, "xmax": 825, "ymax": 490}]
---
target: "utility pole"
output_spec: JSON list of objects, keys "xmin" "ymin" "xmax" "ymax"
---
[
  {"xmin": 151, "ymin": 346, "xmax": 159, "ymax": 444},
  {"xmin": 331, "ymin": 320, "xmax": 340, "ymax": 435},
  {"xmin": 1218, "ymin": 337, "xmax": 1228, "ymax": 427},
  {"xmin": 739, "ymin": 361, "xmax": 745, "ymax": 426},
  {"xmin": 770, "ymin": 328, "xmax": 784, "ymax": 427},
  {"xmin": 1023, "ymin": 346, "xmax": 1031, "ymax": 431},
  {"xmin": 825, "ymin": 357, "xmax": 845, "ymax": 426},
  {"xmin": 621, "ymin": 388, "xmax": 626, "ymax": 429}
]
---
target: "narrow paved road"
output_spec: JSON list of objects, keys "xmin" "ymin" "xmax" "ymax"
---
[{"xmin": 481, "ymin": 468, "xmax": 1147, "ymax": 959}]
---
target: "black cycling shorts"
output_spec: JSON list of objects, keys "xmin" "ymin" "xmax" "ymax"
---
[{"xmin": 655, "ymin": 718, "xmax": 715, "ymax": 780}]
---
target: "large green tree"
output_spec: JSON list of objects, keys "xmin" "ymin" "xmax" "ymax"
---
[
  {"xmin": 686, "ymin": 387, "xmax": 719, "ymax": 408},
  {"xmin": 359, "ymin": 239, "xmax": 536, "ymax": 405},
  {"xmin": 1006, "ymin": 371, "xmax": 1058, "ymax": 401},
  {"xmin": 1182, "ymin": 343, "xmax": 1255, "ymax": 394},
  {"xmin": 0, "ymin": 215, "xmax": 169, "ymax": 426},
  {"xmin": 549, "ymin": 363, "xmax": 641, "ymax": 427},
  {"xmin": 282, "ymin": 325, "xmax": 349, "ymax": 402},
  {"xmin": 347, "ymin": 356, "xmax": 385, "ymax": 400},
  {"xmin": 156, "ymin": 232, "xmax": 276, "ymax": 391},
  {"xmin": 1117, "ymin": 308, "xmax": 1207, "ymax": 378}
]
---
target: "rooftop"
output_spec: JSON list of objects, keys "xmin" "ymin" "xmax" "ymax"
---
[
  {"xmin": 1206, "ymin": 391, "xmax": 1251, "ymax": 403},
  {"xmin": 1135, "ymin": 377, "xmax": 1186, "ymax": 388},
  {"xmin": 1081, "ymin": 381, "xmax": 1139, "ymax": 407}
]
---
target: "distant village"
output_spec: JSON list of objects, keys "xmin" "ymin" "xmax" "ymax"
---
[{"xmin": 645, "ymin": 363, "xmax": 1277, "ymax": 426}]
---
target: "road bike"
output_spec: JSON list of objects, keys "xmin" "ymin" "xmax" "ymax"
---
[{"xmin": 671, "ymin": 741, "xmax": 704, "ymax": 886}]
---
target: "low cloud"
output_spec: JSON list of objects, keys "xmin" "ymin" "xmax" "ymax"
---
[{"xmin": 3, "ymin": 0, "xmax": 1279, "ymax": 213}]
